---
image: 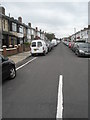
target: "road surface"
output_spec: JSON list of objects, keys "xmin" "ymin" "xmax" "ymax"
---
[{"xmin": 2, "ymin": 43, "xmax": 88, "ymax": 119}]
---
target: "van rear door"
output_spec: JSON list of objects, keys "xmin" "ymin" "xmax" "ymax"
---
[{"xmin": 37, "ymin": 41, "xmax": 43, "ymax": 52}]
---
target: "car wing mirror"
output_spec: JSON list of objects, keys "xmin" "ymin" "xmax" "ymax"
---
[{"xmin": 2, "ymin": 57, "xmax": 9, "ymax": 62}]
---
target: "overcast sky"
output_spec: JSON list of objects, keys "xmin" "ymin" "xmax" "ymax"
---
[{"xmin": 1, "ymin": 1, "xmax": 88, "ymax": 38}]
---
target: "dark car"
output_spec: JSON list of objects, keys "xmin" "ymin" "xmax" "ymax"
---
[
  {"xmin": 71, "ymin": 40, "xmax": 86, "ymax": 52},
  {"xmin": 0, "ymin": 54, "xmax": 16, "ymax": 80},
  {"xmin": 75, "ymin": 43, "xmax": 90, "ymax": 57}
]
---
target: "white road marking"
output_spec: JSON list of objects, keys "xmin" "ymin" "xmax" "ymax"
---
[
  {"xmin": 16, "ymin": 57, "xmax": 38, "ymax": 71},
  {"xmin": 56, "ymin": 75, "xmax": 63, "ymax": 119}
]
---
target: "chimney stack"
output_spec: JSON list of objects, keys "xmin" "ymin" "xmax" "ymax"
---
[
  {"xmin": 28, "ymin": 23, "xmax": 31, "ymax": 27},
  {"xmin": 0, "ymin": 7, "xmax": 5, "ymax": 15},
  {"xmin": 18, "ymin": 17, "xmax": 22, "ymax": 23},
  {"xmin": 84, "ymin": 28, "xmax": 87, "ymax": 30},
  {"xmin": 88, "ymin": 25, "xmax": 90, "ymax": 29},
  {"xmin": 36, "ymin": 27, "xmax": 38, "ymax": 31}
]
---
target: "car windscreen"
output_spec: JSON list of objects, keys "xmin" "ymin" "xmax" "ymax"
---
[
  {"xmin": 37, "ymin": 42, "xmax": 42, "ymax": 47},
  {"xmin": 79, "ymin": 43, "xmax": 90, "ymax": 48},
  {"xmin": 32, "ymin": 42, "xmax": 36, "ymax": 47}
]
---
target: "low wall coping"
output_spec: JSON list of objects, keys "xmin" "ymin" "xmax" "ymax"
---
[
  {"xmin": 3, "ymin": 45, "xmax": 6, "ymax": 48},
  {"xmin": 18, "ymin": 44, "xmax": 21, "ymax": 46},
  {"xmin": 14, "ymin": 45, "xmax": 18, "ymax": 47},
  {"xmin": 0, "ymin": 49, "xmax": 3, "ymax": 52},
  {"xmin": 6, "ymin": 48, "xmax": 17, "ymax": 51}
]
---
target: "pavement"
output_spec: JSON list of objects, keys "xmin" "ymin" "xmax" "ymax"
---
[
  {"xmin": 3, "ymin": 43, "xmax": 88, "ymax": 119},
  {"xmin": 8, "ymin": 51, "xmax": 31, "ymax": 64}
]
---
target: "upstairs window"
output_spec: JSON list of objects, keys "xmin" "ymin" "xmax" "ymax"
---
[
  {"xmin": 19, "ymin": 26, "xmax": 23, "ymax": 33},
  {"xmin": 12, "ymin": 22, "xmax": 17, "ymax": 32},
  {"xmin": 4, "ymin": 20, "xmax": 5, "ymax": 29}
]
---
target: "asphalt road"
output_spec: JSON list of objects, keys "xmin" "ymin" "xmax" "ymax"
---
[{"xmin": 2, "ymin": 43, "xmax": 88, "ymax": 119}]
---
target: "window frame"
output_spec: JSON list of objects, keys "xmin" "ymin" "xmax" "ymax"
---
[{"xmin": 37, "ymin": 42, "xmax": 42, "ymax": 47}]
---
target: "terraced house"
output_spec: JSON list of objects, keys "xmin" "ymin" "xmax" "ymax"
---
[
  {"xmin": 70, "ymin": 27, "xmax": 90, "ymax": 42},
  {"xmin": 0, "ymin": 6, "xmax": 47, "ymax": 49}
]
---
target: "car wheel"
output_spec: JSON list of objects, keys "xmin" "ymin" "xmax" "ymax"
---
[
  {"xmin": 77, "ymin": 52, "xmax": 80, "ymax": 57},
  {"xmin": 43, "ymin": 51, "xmax": 46, "ymax": 56},
  {"xmin": 48, "ymin": 48, "xmax": 50, "ymax": 52},
  {"xmin": 31, "ymin": 53, "xmax": 34, "ymax": 56},
  {"xmin": 75, "ymin": 50, "xmax": 80, "ymax": 57},
  {"xmin": 9, "ymin": 66, "xmax": 16, "ymax": 79},
  {"xmin": 75, "ymin": 50, "xmax": 77, "ymax": 55},
  {"xmin": 75, "ymin": 50, "xmax": 79, "ymax": 55},
  {"xmin": 32, "ymin": 53, "xmax": 36, "ymax": 56}
]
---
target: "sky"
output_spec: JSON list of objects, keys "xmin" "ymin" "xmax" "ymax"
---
[{"xmin": 1, "ymin": 1, "xmax": 88, "ymax": 38}]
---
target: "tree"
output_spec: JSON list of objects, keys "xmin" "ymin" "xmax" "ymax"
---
[{"xmin": 45, "ymin": 33, "xmax": 55, "ymax": 41}]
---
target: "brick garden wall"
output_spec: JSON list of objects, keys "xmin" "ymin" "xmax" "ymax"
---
[
  {"xmin": 2, "ymin": 44, "xmax": 30, "ymax": 57},
  {"xmin": 6, "ymin": 48, "xmax": 17, "ymax": 56}
]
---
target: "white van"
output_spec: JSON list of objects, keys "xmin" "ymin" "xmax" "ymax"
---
[
  {"xmin": 51, "ymin": 39, "xmax": 57, "ymax": 46},
  {"xmin": 30, "ymin": 40, "xmax": 48, "ymax": 56}
]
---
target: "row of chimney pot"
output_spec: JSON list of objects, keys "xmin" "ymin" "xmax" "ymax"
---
[{"xmin": 0, "ymin": 6, "xmax": 44, "ymax": 33}]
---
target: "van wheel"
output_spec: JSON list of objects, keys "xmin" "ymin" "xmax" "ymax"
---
[{"xmin": 32, "ymin": 53, "xmax": 35, "ymax": 56}]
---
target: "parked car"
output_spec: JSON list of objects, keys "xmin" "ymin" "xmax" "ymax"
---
[
  {"xmin": 50, "ymin": 41, "xmax": 54, "ymax": 48},
  {"xmin": 63, "ymin": 40, "xmax": 69, "ymax": 46},
  {"xmin": 75, "ymin": 43, "xmax": 90, "ymax": 57},
  {"xmin": 72, "ymin": 42, "xmax": 81, "ymax": 52},
  {"xmin": 0, "ymin": 54, "xmax": 16, "ymax": 80},
  {"xmin": 45, "ymin": 40, "xmax": 52, "ymax": 52},
  {"xmin": 57, "ymin": 40, "xmax": 60, "ymax": 44},
  {"xmin": 71, "ymin": 40, "xmax": 86, "ymax": 52},
  {"xmin": 30, "ymin": 39, "xmax": 48, "ymax": 56},
  {"xmin": 66, "ymin": 41, "xmax": 70, "ymax": 46},
  {"xmin": 68, "ymin": 42, "xmax": 72, "ymax": 48},
  {"xmin": 51, "ymin": 39, "xmax": 57, "ymax": 46}
]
